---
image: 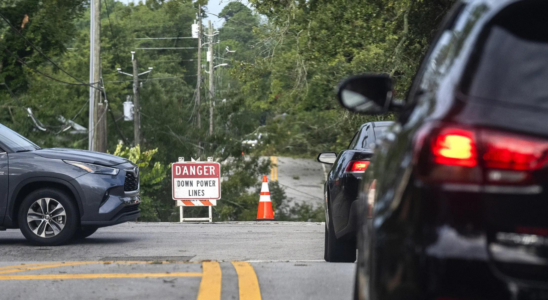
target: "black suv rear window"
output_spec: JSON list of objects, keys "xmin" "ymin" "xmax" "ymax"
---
[{"xmin": 460, "ymin": 1, "xmax": 548, "ymax": 110}]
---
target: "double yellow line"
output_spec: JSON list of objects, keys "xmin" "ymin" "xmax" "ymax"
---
[
  {"xmin": 270, "ymin": 156, "xmax": 278, "ymax": 181},
  {"xmin": 0, "ymin": 261, "xmax": 262, "ymax": 300},
  {"xmin": 197, "ymin": 262, "xmax": 261, "ymax": 300}
]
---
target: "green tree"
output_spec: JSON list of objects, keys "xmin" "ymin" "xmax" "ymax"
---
[{"xmin": 112, "ymin": 144, "xmax": 168, "ymax": 221}]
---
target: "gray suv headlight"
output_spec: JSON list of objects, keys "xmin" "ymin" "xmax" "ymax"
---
[{"xmin": 64, "ymin": 160, "xmax": 120, "ymax": 175}]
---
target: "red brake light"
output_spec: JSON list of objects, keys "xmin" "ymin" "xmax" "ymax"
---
[
  {"xmin": 418, "ymin": 123, "xmax": 548, "ymax": 185},
  {"xmin": 482, "ymin": 130, "xmax": 548, "ymax": 171},
  {"xmin": 346, "ymin": 161, "xmax": 370, "ymax": 173},
  {"xmin": 431, "ymin": 128, "xmax": 477, "ymax": 167}
]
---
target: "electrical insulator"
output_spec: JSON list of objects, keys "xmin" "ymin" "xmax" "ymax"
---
[{"xmin": 124, "ymin": 101, "xmax": 134, "ymax": 121}]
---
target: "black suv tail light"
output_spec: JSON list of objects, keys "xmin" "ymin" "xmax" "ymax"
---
[
  {"xmin": 345, "ymin": 160, "xmax": 370, "ymax": 173},
  {"xmin": 415, "ymin": 122, "xmax": 548, "ymax": 186}
]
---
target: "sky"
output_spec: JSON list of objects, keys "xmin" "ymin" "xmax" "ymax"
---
[
  {"xmin": 118, "ymin": 0, "xmax": 251, "ymax": 27},
  {"xmin": 205, "ymin": 0, "xmax": 251, "ymax": 26}
]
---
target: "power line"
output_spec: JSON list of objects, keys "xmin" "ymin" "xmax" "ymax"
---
[
  {"xmin": 136, "ymin": 47, "xmax": 198, "ymax": 50},
  {"xmin": 104, "ymin": 75, "xmax": 197, "ymax": 83},
  {"xmin": 135, "ymin": 37, "xmax": 196, "ymax": 40},
  {"xmin": 108, "ymin": 108, "xmax": 128, "ymax": 144},
  {"xmin": 1, "ymin": 82, "xmax": 87, "ymax": 133},
  {"xmin": 0, "ymin": 12, "xmax": 102, "ymax": 91},
  {"xmin": 3, "ymin": 48, "xmax": 99, "ymax": 87},
  {"xmin": 151, "ymin": 59, "xmax": 197, "ymax": 62}
]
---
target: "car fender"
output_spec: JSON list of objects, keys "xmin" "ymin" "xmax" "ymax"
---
[{"xmin": 5, "ymin": 175, "xmax": 85, "ymax": 227}]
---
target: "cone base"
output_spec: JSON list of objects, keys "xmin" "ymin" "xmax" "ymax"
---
[
  {"xmin": 255, "ymin": 218, "xmax": 276, "ymax": 221},
  {"xmin": 256, "ymin": 201, "xmax": 275, "ymax": 220}
]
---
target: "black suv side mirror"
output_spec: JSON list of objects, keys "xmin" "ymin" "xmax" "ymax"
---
[
  {"xmin": 337, "ymin": 74, "xmax": 393, "ymax": 114},
  {"xmin": 317, "ymin": 152, "xmax": 337, "ymax": 164}
]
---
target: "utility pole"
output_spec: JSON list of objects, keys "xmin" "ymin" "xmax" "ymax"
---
[
  {"xmin": 196, "ymin": 5, "xmax": 202, "ymax": 129},
  {"xmin": 88, "ymin": 0, "xmax": 101, "ymax": 151},
  {"xmin": 208, "ymin": 21, "xmax": 214, "ymax": 136},
  {"xmin": 117, "ymin": 52, "xmax": 153, "ymax": 147},
  {"xmin": 132, "ymin": 52, "xmax": 140, "ymax": 147}
]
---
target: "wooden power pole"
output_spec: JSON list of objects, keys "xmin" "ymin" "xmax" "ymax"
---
[
  {"xmin": 208, "ymin": 21, "xmax": 214, "ymax": 136},
  {"xmin": 132, "ymin": 52, "xmax": 141, "ymax": 147},
  {"xmin": 89, "ymin": 0, "xmax": 102, "ymax": 151},
  {"xmin": 196, "ymin": 5, "xmax": 202, "ymax": 129}
]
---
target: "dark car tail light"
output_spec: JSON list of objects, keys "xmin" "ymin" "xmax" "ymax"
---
[
  {"xmin": 431, "ymin": 128, "xmax": 477, "ymax": 167},
  {"xmin": 481, "ymin": 130, "xmax": 548, "ymax": 171},
  {"xmin": 417, "ymin": 123, "xmax": 548, "ymax": 185},
  {"xmin": 346, "ymin": 161, "xmax": 370, "ymax": 173}
]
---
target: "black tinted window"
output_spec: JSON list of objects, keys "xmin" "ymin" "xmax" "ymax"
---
[
  {"xmin": 348, "ymin": 130, "xmax": 361, "ymax": 149},
  {"xmin": 374, "ymin": 127, "xmax": 388, "ymax": 139},
  {"xmin": 461, "ymin": 2, "xmax": 548, "ymax": 110}
]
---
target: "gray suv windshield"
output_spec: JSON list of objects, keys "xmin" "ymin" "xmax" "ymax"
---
[{"xmin": 0, "ymin": 124, "xmax": 41, "ymax": 152}]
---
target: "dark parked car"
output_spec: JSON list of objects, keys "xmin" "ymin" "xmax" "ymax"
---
[
  {"xmin": 318, "ymin": 121, "xmax": 392, "ymax": 262},
  {"xmin": 0, "ymin": 124, "xmax": 140, "ymax": 245},
  {"xmin": 338, "ymin": 1, "xmax": 548, "ymax": 299}
]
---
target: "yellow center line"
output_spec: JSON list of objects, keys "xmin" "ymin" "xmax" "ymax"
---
[
  {"xmin": 0, "ymin": 262, "xmax": 60, "ymax": 271},
  {"xmin": 0, "ymin": 272, "xmax": 202, "ymax": 281},
  {"xmin": 232, "ymin": 261, "xmax": 262, "ymax": 300},
  {"xmin": 270, "ymin": 156, "xmax": 278, "ymax": 181},
  {"xmin": 0, "ymin": 261, "xmax": 187, "ymax": 275},
  {"xmin": 0, "ymin": 259, "xmax": 264, "ymax": 300},
  {"xmin": 271, "ymin": 156, "xmax": 274, "ymax": 180},
  {"xmin": 274, "ymin": 156, "xmax": 278, "ymax": 181},
  {"xmin": 197, "ymin": 261, "xmax": 222, "ymax": 300},
  {"xmin": 0, "ymin": 261, "xmax": 99, "ymax": 275}
]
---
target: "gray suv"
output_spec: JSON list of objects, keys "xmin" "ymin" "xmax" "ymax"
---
[{"xmin": 0, "ymin": 124, "xmax": 140, "ymax": 245}]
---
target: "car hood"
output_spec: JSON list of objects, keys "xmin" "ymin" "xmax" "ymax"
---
[{"xmin": 35, "ymin": 148, "xmax": 130, "ymax": 167}]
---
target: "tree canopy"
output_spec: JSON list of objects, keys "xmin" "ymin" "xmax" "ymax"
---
[{"xmin": 0, "ymin": 0, "xmax": 456, "ymax": 221}]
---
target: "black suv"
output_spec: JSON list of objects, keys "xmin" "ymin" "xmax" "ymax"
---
[
  {"xmin": 338, "ymin": 1, "xmax": 548, "ymax": 299},
  {"xmin": 0, "ymin": 124, "xmax": 140, "ymax": 245}
]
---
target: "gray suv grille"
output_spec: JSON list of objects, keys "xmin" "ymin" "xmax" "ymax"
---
[{"xmin": 124, "ymin": 170, "xmax": 139, "ymax": 191}]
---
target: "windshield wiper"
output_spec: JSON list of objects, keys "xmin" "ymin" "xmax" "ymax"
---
[{"xmin": 16, "ymin": 149, "xmax": 33, "ymax": 153}]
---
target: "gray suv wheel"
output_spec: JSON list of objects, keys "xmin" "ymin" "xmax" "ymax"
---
[{"xmin": 18, "ymin": 189, "xmax": 78, "ymax": 246}]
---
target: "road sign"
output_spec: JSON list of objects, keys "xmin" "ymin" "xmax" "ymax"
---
[{"xmin": 172, "ymin": 162, "xmax": 221, "ymax": 200}]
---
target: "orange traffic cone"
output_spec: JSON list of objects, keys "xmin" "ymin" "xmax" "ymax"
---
[{"xmin": 256, "ymin": 175, "xmax": 275, "ymax": 220}]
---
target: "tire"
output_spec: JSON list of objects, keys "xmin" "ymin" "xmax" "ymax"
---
[
  {"xmin": 354, "ymin": 265, "xmax": 361, "ymax": 300},
  {"xmin": 325, "ymin": 203, "xmax": 356, "ymax": 262},
  {"xmin": 74, "ymin": 226, "xmax": 99, "ymax": 239},
  {"xmin": 324, "ymin": 222, "xmax": 329, "ymax": 261},
  {"xmin": 18, "ymin": 188, "xmax": 78, "ymax": 246},
  {"xmin": 354, "ymin": 219, "xmax": 368, "ymax": 300}
]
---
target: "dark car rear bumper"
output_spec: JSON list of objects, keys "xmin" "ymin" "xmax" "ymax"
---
[
  {"xmin": 377, "ymin": 182, "xmax": 548, "ymax": 300},
  {"xmin": 422, "ymin": 250, "xmax": 548, "ymax": 300}
]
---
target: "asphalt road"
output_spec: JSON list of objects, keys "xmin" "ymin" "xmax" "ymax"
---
[
  {"xmin": 0, "ymin": 222, "xmax": 355, "ymax": 300},
  {"xmin": 266, "ymin": 156, "xmax": 327, "ymax": 208}
]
